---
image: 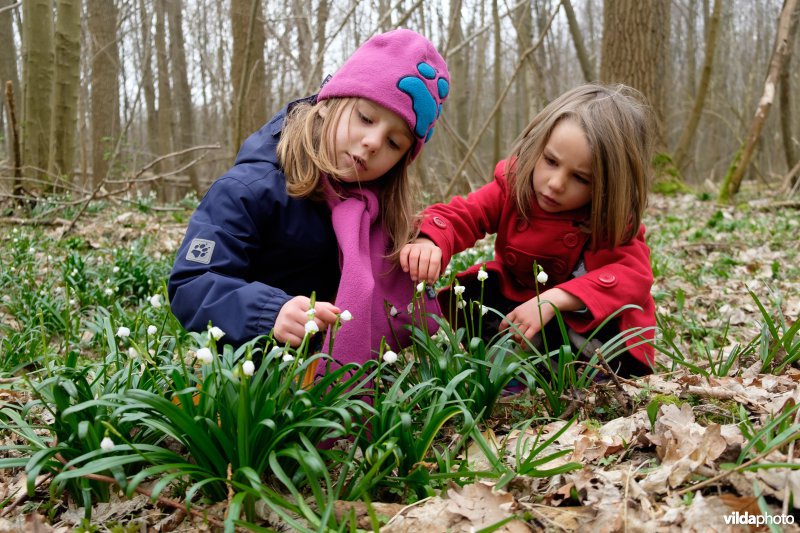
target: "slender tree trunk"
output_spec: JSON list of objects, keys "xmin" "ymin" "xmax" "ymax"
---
[
  {"xmin": 22, "ymin": 0, "xmax": 54, "ymax": 184},
  {"xmin": 779, "ymin": 1, "xmax": 799, "ymax": 174},
  {"xmin": 167, "ymin": 0, "xmax": 201, "ymax": 194},
  {"xmin": 155, "ymin": 0, "xmax": 174, "ymax": 182},
  {"xmin": 719, "ymin": 0, "xmax": 799, "ymax": 202},
  {"xmin": 563, "ymin": 0, "xmax": 596, "ymax": 82},
  {"xmin": 87, "ymin": 0, "xmax": 120, "ymax": 186},
  {"xmin": 673, "ymin": 0, "xmax": 721, "ymax": 170},
  {"xmin": 311, "ymin": 0, "xmax": 329, "ymax": 91},
  {"xmin": 0, "ymin": 0, "xmax": 20, "ymax": 163},
  {"xmin": 49, "ymin": 0, "xmax": 81, "ymax": 185},
  {"xmin": 492, "ymin": 0, "xmax": 502, "ymax": 164},
  {"xmin": 139, "ymin": 0, "xmax": 159, "ymax": 164}
]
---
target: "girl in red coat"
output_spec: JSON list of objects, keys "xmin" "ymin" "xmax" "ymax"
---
[{"xmin": 400, "ymin": 84, "xmax": 656, "ymax": 376}]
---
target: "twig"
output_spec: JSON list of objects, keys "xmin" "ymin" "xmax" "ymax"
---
[
  {"xmin": 0, "ymin": 474, "xmax": 51, "ymax": 517},
  {"xmin": 676, "ymin": 433, "xmax": 799, "ymax": 496},
  {"xmin": 594, "ymin": 349, "xmax": 632, "ymax": 412},
  {"xmin": 51, "ymin": 451, "xmax": 225, "ymax": 528}
]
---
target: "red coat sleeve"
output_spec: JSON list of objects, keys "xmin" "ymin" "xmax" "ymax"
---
[
  {"xmin": 557, "ymin": 224, "xmax": 654, "ymax": 332},
  {"xmin": 418, "ymin": 161, "xmax": 509, "ymax": 268}
]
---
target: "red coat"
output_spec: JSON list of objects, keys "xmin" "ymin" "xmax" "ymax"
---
[{"xmin": 419, "ymin": 161, "xmax": 655, "ymax": 366}]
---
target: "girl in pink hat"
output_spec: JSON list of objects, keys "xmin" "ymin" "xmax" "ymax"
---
[{"xmin": 170, "ymin": 29, "xmax": 449, "ymax": 367}]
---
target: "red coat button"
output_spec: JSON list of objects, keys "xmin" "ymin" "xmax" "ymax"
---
[
  {"xmin": 598, "ymin": 274, "xmax": 617, "ymax": 286},
  {"xmin": 563, "ymin": 232, "xmax": 579, "ymax": 248},
  {"xmin": 433, "ymin": 216, "xmax": 447, "ymax": 229},
  {"xmin": 506, "ymin": 252, "xmax": 517, "ymax": 266}
]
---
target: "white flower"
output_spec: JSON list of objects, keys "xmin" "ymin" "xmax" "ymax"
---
[
  {"xmin": 453, "ymin": 284, "xmax": 465, "ymax": 296},
  {"xmin": 128, "ymin": 347, "xmax": 137, "ymax": 358},
  {"xmin": 149, "ymin": 294, "xmax": 162, "ymax": 308},
  {"xmin": 537, "ymin": 270, "xmax": 549, "ymax": 284},
  {"xmin": 481, "ymin": 305, "xmax": 489, "ymax": 316},
  {"xmin": 116, "ymin": 326, "xmax": 130, "ymax": 338},
  {"xmin": 282, "ymin": 353, "xmax": 295, "ymax": 363},
  {"xmin": 457, "ymin": 300, "xmax": 465, "ymax": 309},
  {"xmin": 69, "ymin": 299, "xmax": 76, "ymax": 306},
  {"xmin": 70, "ymin": 269, "xmax": 78, "ymax": 277},
  {"xmin": 477, "ymin": 269, "xmax": 488, "ymax": 281},
  {"xmin": 104, "ymin": 288, "xmax": 113, "ymax": 296},
  {"xmin": 340, "ymin": 310, "xmax": 353, "ymax": 322},
  {"xmin": 407, "ymin": 302, "xmax": 414, "ymax": 314},
  {"xmin": 306, "ymin": 308, "xmax": 316, "ymax": 319},
  {"xmin": 100, "ymin": 437, "xmax": 114, "ymax": 451},
  {"xmin": 209, "ymin": 326, "xmax": 225, "ymax": 340},
  {"xmin": 382, "ymin": 350, "xmax": 398, "ymax": 364},
  {"xmin": 112, "ymin": 266, "xmax": 120, "ymax": 273},
  {"xmin": 390, "ymin": 306, "xmax": 399, "ymax": 317},
  {"xmin": 147, "ymin": 325, "xmax": 157, "ymax": 335},
  {"xmin": 28, "ymin": 247, "xmax": 34, "ymax": 254},
  {"xmin": 416, "ymin": 281, "xmax": 425, "ymax": 294},
  {"xmin": 304, "ymin": 320, "xmax": 319, "ymax": 335},
  {"xmin": 242, "ymin": 360, "xmax": 255, "ymax": 376},
  {"xmin": 196, "ymin": 347, "xmax": 213, "ymax": 364}
]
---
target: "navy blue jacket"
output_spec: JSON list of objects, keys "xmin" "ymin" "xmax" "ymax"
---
[{"xmin": 168, "ymin": 98, "xmax": 341, "ymax": 345}]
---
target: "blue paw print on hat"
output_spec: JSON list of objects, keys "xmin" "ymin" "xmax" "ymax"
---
[{"xmin": 398, "ymin": 62, "xmax": 449, "ymax": 143}]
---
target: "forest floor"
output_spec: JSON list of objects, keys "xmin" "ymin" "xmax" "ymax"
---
[{"xmin": 0, "ymin": 189, "xmax": 799, "ymax": 532}]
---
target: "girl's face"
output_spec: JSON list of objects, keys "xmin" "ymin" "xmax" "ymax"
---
[
  {"xmin": 532, "ymin": 119, "xmax": 593, "ymax": 213},
  {"xmin": 323, "ymin": 99, "xmax": 413, "ymax": 183}
]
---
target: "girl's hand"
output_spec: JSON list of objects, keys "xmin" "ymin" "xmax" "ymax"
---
[
  {"xmin": 400, "ymin": 238, "xmax": 442, "ymax": 284},
  {"xmin": 499, "ymin": 289, "xmax": 584, "ymax": 342},
  {"xmin": 500, "ymin": 297, "xmax": 554, "ymax": 342},
  {"xmin": 273, "ymin": 296, "xmax": 340, "ymax": 346}
]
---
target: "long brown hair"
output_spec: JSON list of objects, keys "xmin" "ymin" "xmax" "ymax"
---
[
  {"xmin": 507, "ymin": 84, "xmax": 654, "ymax": 249},
  {"xmin": 277, "ymin": 97, "xmax": 417, "ymax": 258}
]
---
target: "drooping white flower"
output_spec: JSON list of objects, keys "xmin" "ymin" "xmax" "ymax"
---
[
  {"xmin": 242, "ymin": 360, "xmax": 255, "ymax": 376},
  {"xmin": 100, "ymin": 437, "xmax": 114, "ymax": 451},
  {"xmin": 209, "ymin": 326, "xmax": 225, "ymax": 340},
  {"xmin": 147, "ymin": 325, "xmax": 157, "ymax": 335},
  {"xmin": 340, "ymin": 310, "xmax": 353, "ymax": 322},
  {"xmin": 536, "ymin": 270, "xmax": 549, "ymax": 284},
  {"xmin": 457, "ymin": 300, "xmax": 465, "ymax": 309},
  {"xmin": 389, "ymin": 306, "xmax": 399, "ymax": 317},
  {"xmin": 196, "ymin": 347, "xmax": 213, "ymax": 364},
  {"xmin": 112, "ymin": 266, "xmax": 120, "ymax": 273},
  {"xmin": 382, "ymin": 350, "xmax": 398, "ymax": 364},
  {"xmin": 453, "ymin": 284, "xmax": 465, "ymax": 296},
  {"xmin": 282, "ymin": 353, "xmax": 295, "ymax": 363},
  {"xmin": 407, "ymin": 302, "xmax": 414, "ymax": 314},
  {"xmin": 477, "ymin": 268, "xmax": 488, "ymax": 281},
  {"xmin": 116, "ymin": 326, "xmax": 130, "ymax": 338},
  {"xmin": 149, "ymin": 294, "xmax": 162, "ymax": 308},
  {"xmin": 104, "ymin": 288, "xmax": 113, "ymax": 296},
  {"xmin": 128, "ymin": 347, "xmax": 137, "ymax": 358},
  {"xmin": 304, "ymin": 320, "xmax": 319, "ymax": 335},
  {"xmin": 481, "ymin": 305, "xmax": 489, "ymax": 316},
  {"xmin": 416, "ymin": 281, "xmax": 425, "ymax": 294}
]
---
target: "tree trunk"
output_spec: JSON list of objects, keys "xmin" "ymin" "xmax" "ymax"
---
[
  {"xmin": 0, "ymin": 0, "xmax": 20, "ymax": 163},
  {"xmin": 231, "ymin": 0, "xmax": 267, "ymax": 153},
  {"xmin": 49, "ymin": 0, "xmax": 81, "ymax": 185},
  {"xmin": 779, "ymin": 0, "xmax": 799, "ymax": 175},
  {"xmin": 563, "ymin": 0, "xmax": 596, "ymax": 82},
  {"xmin": 673, "ymin": 0, "xmax": 722, "ymax": 170},
  {"xmin": 167, "ymin": 0, "xmax": 201, "ymax": 194},
  {"xmin": 311, "ymin": 0, "xmax": 329, "ymax": 92},
  {"xmin": 600, "ymin": 0, "xmax": 670, "ymax": 149},
  {"xmin": 139, "ymin": 0, "xmax": 159, "ymax": 169},
  {"xmin": 87, "ymin": 0, "xmax": 120, "ymax": 186},
  {"xmin": 155, "ymin": 0, "xmax": 174, "ymax": 177},
  {"xmin": 492, "ymin": 0, "xmax": 502, "ymax": 164},
  {"xmin": 22, "ymin": 0, "xmax": 54, "ymax": 185},
  {"xmin": 719, "ymin": 0, "xmax": 799, "ymax": 202}
]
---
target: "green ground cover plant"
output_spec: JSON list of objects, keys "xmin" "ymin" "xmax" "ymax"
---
[{"xmin": 0, "ymin": 192, "xmax": 798, "ymax": 530}]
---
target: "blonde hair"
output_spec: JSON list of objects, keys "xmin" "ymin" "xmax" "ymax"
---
[
  {"xmin": 507, "ymin": 84, "xmax": 654, "ymax": 250},
  {"xmin": 277, "ymin": 97, "xmax": 417, "ymax": 258}
]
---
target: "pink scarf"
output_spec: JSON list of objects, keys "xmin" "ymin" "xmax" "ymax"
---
[{"xmin": 322, "ymin": 182, "xmax": 440, "ymax": 368}]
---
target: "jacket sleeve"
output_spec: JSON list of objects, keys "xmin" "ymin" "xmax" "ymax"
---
[
  {"xmin": 168, "ymin": 174, "xmax": 291, "ymax": 345},
  {"xmin": 418, "ymin": 161, "xmax": 509, "ymax": 268},
  {"xmin": 557, "ymin": 225, "xmax": 654, "ymax": 332}
]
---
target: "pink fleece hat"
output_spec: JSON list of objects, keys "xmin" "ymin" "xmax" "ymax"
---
[{"xmin": 317, "ymin": 28, "xmax": 450, "ymax": 160}]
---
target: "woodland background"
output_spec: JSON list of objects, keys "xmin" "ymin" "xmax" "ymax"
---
[{"xmin": 0, "ymin": 0, "xmax": 799, "ymax": 206}]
